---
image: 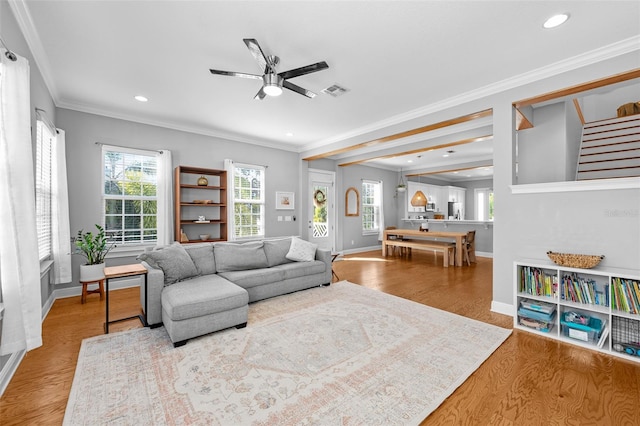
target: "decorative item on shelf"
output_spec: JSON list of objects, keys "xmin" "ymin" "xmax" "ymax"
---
[
  {"xmin": 180, "ymin": 229, "xmax": 189, "ymax": 242},
  {"xmin": 546, "ymin": 251, "xmax": 604, "ymax": 269},
  {"xmin": 198, "ymin": 215, "xmax": 206, "ymax": 221},
  {"xmin": 74, "ymin": 224, "xmax": 115, "ymax": 281},
  {"xmin": 199, "ymin": 234, "xmax": 210, "ymax": 241},
  {"xmin": 193, "ymin": 199, "xmax": 213, "ymax": 204},
  {"xmin": 197, "ymin": 176, "xmax": 209, "ymax": 186}
]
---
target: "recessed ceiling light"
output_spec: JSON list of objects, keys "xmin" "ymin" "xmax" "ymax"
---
[
  {"xmin": 543, "ymin": 13, "xmax": 569, "ymax": 29},
  {"xmin": 442, "ymin": 153, "xmax": 449, "ymax": 158},
  {"xmin": 407, "ymin": 160, "xmax": 413, "ymax": 163},
  {"xmin": 134, "ymin": 95, "xmax": 148, "ymax": 102},
  {"xmin": 285, "ymin": 132, "xmax": 294, "ymax": 137}
]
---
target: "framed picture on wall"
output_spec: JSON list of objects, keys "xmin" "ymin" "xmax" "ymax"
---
[{"xmin": 276, "ymin": 191, "xmax": 295, "ymax": 210}]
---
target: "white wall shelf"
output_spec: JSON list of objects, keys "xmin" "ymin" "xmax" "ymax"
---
[{"xmin": 514, "ymin": 259, "xmax": 640, "ymax": 363}]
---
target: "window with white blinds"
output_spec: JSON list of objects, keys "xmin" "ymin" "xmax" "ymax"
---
[
  {"xmin": 102, "ymin": 147, "xmax": 159, "ymax": 245},
  {"xmin": 361, "ymin": 180, "xmax": 381, "ymax": 234},
  {"xmin": 232, "ymin": 164, "xmax": 265, "ymax": 238},
  {"xmin": 35, "ymin": 120, "xmax": 54, "ymax": 261}
]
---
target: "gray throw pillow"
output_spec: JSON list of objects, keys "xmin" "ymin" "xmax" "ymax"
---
[
  {"xmin": 214, "ymin": 241, "xmax": 269, "ymax": 272},
  {"xmin": 263, "ymin": 238, "xmax": 294, "ymax": 267},
  {"xmin": 184, "ymin": 243, "xmax": 216, "ymax": 275},
  {"xmin": 137, "ymin": 242, "xmax": 198, "ymax": 285}
]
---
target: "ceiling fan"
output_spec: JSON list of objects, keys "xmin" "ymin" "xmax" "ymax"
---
[{"xmin": 209, "ymin": 38, "xmax": 329, "ymax": 100}]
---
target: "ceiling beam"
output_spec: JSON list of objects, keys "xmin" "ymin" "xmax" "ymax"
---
[
  {"xmin": 514, "ymin": 106, "xmax": 533, "ymax": 130},
  {"xmin": 303, "ymin": 109, "xmax": 493, "ymax": 161},
  {"xmin": 407, "ymin": 164, "xmax": 493, "ymax": 177},
  {"xmin": 513, "ymin": 68, "xmax": 640, "ymax": 109},
  {"xmin": 338, "ymin": 134, "xmax": 493, "ymax": 167}
]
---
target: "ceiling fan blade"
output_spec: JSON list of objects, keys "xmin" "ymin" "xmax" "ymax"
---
[
  {"xmin": 279, "ymin": 61, "xmax": 328, "ymax": 80},
  {"xmin": 243, "ymin": 38, "xmax": 269, "ymax": 73},
  {"xmin": 283, "ymin": 80, "xmax": 317, "ymax": 98},
  {"xmin": 254, "ymin": 87, "xmax": 267, "ymax": 100},
  {"xmin": 209, "ymin": 69, "xmax": 263, "ymax": 80}
]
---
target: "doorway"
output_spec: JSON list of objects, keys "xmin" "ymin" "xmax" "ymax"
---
[{"xmin": 307, "ymin": 169, "xmax": 335, "ymax": 251}]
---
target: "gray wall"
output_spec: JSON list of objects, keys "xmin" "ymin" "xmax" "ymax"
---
[
  {"xmin": 491, "ymin": 50, "xmax": 640, "ymax": 310},
  {"xmin": 338, "ymin": 164, "xmax": 400, "ymax": 251},
  {"xmin": 517, "ymin": 103, "xmax": 567, "ymax": 184},
  {"xmin": 57, "ymin": 108, "xmax": 304, "ymax": 289}
]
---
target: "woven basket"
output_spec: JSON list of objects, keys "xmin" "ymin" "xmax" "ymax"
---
[{"xmin": 547, "ymin": 251, "xmax": 604, "ymax": 269}]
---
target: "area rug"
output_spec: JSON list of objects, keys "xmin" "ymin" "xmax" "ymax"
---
[{"xmin": 64, "ymin": 281, "xmax": 511, "ymax": 425}]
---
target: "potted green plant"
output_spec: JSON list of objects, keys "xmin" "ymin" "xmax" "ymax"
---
[{"xmin": 74, "ymin": 224, "xmax": 115, "ymax": 282}]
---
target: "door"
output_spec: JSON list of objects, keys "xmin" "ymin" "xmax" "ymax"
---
[{"xmin": 308, "ymin": 169, "xmax": 335, "ymax": 251}]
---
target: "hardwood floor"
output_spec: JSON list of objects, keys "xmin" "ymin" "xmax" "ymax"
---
[{"xmin": 1, "ymin": 250, "xmax": 639, "ymax": 425}]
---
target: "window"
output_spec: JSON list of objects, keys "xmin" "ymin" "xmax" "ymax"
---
[
  {"xmin": 102, "ymin": 147, "xmax": 158, "ymax": 245},
  {"xmin": 35, "ymin": 121, "xmax": 54, "ymax": 261},
  {"xmin": 475, "ymin": 188, "xmax": 494, "ymax": 221},
  {"xmin": 233, "ymin": 164, "xmax": 265, "ymax": 238},
  {"xmin": 362, "ymin": 180, "xmax": 381, "ymax": 234}
]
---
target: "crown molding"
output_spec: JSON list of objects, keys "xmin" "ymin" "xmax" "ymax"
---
[
  {"xmin": 56, "ymin": 99, "xmax": 300, "ymax": 152},
  {"xmin": 301, "ymin": 36, "xmax": 640, "ymax": 153},
  {"xmin": 8, "ymin": 0, "xmax": 59, "ymax": 100}
]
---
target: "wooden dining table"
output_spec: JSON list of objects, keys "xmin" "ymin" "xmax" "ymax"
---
[{"xmin": 382, "ymin": 228, "xmax": 470, "ymax": 267}]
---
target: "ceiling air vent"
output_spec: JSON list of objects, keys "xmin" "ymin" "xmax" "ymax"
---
[{"xmin": 322, "ymin": 84, "xmax": 349, "ymax": 97}]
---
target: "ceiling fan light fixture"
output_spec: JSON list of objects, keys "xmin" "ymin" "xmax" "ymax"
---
[{"xmin": 263, "ymin": 74, "xmax": 283, "ymax": 96}]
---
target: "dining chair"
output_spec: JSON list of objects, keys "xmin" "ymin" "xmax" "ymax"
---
[{"xmin": 463, "ymin": 230, "xmax": 476, "ymax": 265}]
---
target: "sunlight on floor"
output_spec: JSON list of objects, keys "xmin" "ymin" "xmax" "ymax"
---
[{"xmin": 339, "ymin": 257, "xmax": 389, "ymax": 262}]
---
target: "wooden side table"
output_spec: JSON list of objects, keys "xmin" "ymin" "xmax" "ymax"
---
[
  {"xmin": 80, "ymin": 279, "xmax": 104, "ymax": 303},
  {"xmin": 104, "ymin": 264, "xmax": 148, "ymax": 334}
]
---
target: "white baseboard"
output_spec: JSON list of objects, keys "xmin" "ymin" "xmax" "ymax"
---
[
  {"xmin": 491, "ymin": 300, "xmax": 514, "ymax": 317},
  {"xmin": 53, "ymin": 277, "xmax": 142, "ymax": 300},
  {"xmin": 0, "ymin": 277, "xmax": 142, "ymax": 397},
  {"xmin": 0, "ymin": 350, "xmax": 25, "ymax": 397},
  {"xmin": 339, "ymin": 245, "xmax": 383, "ymax": 255}
]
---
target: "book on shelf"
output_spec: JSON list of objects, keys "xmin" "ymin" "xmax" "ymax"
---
[
  {"xmin": 597, "ymin": 321, "xmax": 609, "ymax": 349},
  {"xmin": 612, "ymin": 277, "xmax": 640, "ymax": 314}
]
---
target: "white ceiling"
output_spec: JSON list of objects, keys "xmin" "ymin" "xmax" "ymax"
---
[{"xmin": 11, "ymin": 1, "xmax": 640, "ymax": 181}]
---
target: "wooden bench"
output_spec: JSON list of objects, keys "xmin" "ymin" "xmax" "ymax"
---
[{"xmin": 383, "ymin": 239, "xmax": 456, "ymax": 267}]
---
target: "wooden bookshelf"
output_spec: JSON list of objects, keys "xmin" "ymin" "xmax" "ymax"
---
[{"xmin": 174, "ymin": 166, "xmax": 227, "ymax": 243}]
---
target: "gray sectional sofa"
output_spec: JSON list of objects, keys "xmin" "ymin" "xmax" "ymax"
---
[{"xmin": 138, "ymin": 237, "xmax": 332, "ymax": 346}]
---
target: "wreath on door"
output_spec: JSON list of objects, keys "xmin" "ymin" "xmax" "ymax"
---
[{"xmin": 313, "ymin": 189, "xmax": 327, "ymax": 208}]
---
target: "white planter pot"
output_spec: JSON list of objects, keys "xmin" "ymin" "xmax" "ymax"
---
[{"xmin": 79, "ymin": 263, "xmax": 105, "ymax": 282}]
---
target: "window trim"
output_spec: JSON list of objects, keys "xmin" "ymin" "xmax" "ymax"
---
[
  {"xmin": 101, "ymin": 144, "xmax": 160, "ymax": 247},
  {"xmin": 35, "ymin": 120, "xmax": 53, "ymax": 262},
  {"xmin": 475, "ymin": 187, "xmax": 494, "ymax": 221},
  {"xmin": 361, "ymin": 179, "xmax": 381, "ymax": 235},
  {"xmin": 232, "ymin": 162, "xmax": 266, "ymax": 239}
]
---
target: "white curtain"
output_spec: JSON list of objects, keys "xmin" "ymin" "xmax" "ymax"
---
[
  {"xmin": 0, "ymin": 53, "xmax": 43, "ymax": 355},
  {"xmin": 377, "ymin": 181, "xmax": 385, "ymax": 241},
  {"xmin": 224, "ymin": 159, "xmax": 235, "ymax": 241},
  {"xmin": 51, "ymin": 129, "xmax": 72, "ymax": 283},
  {"xmin": 156, "ymin": 149, "xmax": 173, "ymax": 245}
]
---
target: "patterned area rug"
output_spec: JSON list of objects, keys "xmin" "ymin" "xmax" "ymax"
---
[{"xmin": 64, "ymin": 281, "xmax": 511, "ymax": 425}]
